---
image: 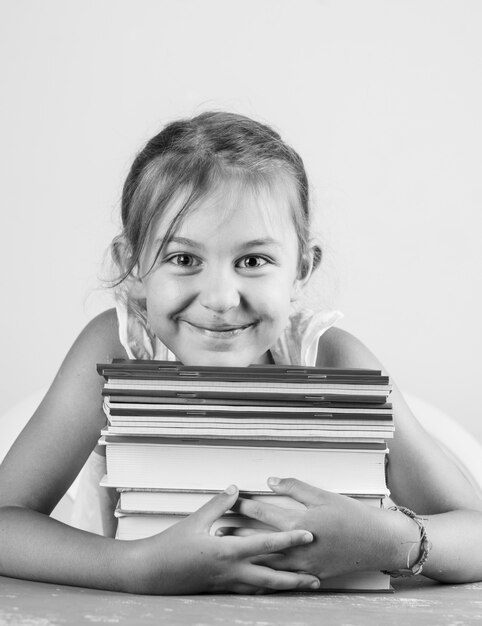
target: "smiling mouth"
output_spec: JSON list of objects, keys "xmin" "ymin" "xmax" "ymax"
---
[{"xmin": 181, "ymin": 320, "xmax": 256, "ymax": 338}]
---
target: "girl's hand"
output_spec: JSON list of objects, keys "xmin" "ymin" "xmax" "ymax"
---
[
  {"xmin": 123, "ymin": 485, "xmax": 321, "ymax": 595},
  {"xmin": 227, "ymin": 478, "xmax": 403, "ymax": 581}
]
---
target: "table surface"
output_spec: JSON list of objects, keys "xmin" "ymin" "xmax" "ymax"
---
[{"xmin": 2, "ymin": 575, "xmax": 482, "ymax": 626}]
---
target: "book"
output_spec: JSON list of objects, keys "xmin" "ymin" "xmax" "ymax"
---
[
  {"xmin": 99, "ymin": 436, "xmax": 388, "ymax": 494},
  {"xmin": 104, "ymin": 426, "xmax": 392, "ymax": 440},
  {"xmin": 114, "ymin": 493, "xmax": 383, "ymax": 537},
  {"xmin": 101, "ymin": 385, "xmax": 388, "ymax": 404},
  {"xmin": 114, "ymin": 507, "xmax": 269, "ymax": 540},
  {"xmin": 102, "ymin": 408, "xmax": 394, "ymax": 441},
  {"xmin": 105, "ymin": 422, "xmax": 392, "ymax": 443},
  {"xmin": 103, "ymin": 398, "xmax": 393, "ymax": 417},
  {"xmin": 99, "ymin": 359, "xmax": 385, "ymax": 377},
  {"xmin": 317, "ymin": 571, "xmax": 391, "ymax": 592},
  {"xmin": 105, "ymin": 395, "xmax": 393, "ymax": 410},
  {"xmin": 111, "ymin": 486, "xmax": 385, "ymax": 515}
]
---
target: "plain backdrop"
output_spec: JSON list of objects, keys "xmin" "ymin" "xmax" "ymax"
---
[{"xmin": 1, "ymin": 0, "xmax": 481, "ymax": 441}]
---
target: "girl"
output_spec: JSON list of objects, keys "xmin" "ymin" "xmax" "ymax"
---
[{"xmin": 1, "ymin": 111, "xmax": 481, "ymax": 594}]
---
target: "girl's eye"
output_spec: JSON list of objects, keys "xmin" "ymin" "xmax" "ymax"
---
[
  {"xmin": 169, "ymin": 254, "xmax": 200, "ymax": 267},
  {"xmin": 237, "ymin": 256, "xmax": 269, "ymax": 269}
]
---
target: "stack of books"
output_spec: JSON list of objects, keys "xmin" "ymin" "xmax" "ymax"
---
[{"xmin": 97, "ymin": 359, "xmax": 394, "ymax": 591}]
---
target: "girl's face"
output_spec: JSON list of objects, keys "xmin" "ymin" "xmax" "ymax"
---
[{"xmin": 137, "ymin": 180, "xmax": 307, "ymax": 366}]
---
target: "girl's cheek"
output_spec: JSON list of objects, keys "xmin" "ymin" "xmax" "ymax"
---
[{"xmin": 147, "ymin": 273, "xmax": 191, "ymax": 302}]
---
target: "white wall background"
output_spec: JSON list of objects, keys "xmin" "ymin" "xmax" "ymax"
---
[{"xmin": 1, "ymin": 0, "xmax": 481, "ymax": 440}]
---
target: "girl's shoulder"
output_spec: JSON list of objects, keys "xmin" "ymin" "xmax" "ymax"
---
[
  {"xmin": 316, "ymin": 327, "xmax": 383, "ymax": 370},
  {"xmin": 74, "ymin": 308, "xmax": 128, "ymax": 362}
]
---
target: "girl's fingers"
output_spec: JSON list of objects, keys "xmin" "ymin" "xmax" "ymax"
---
[
  {"xmin": 252, "ymin": 553, "xmax": 293, "ymax": 570},
  {"xmin": 234, "ymin": 529, "xmax": 313, "ymax": 558},
  {"xmin": 229, "ymin": 583, "xmax": 279, "ymax": 595},
  {"xmin": 190, "ymin": 485, "xmax": 239, "ymax": 530},
  {"xmin": 268, "ymin": 477, "xmax": 327, "ymax": 507},
  {"xmin": 249, "ymin": 553, "xmax": 286, "ymax": 567},
  {"xmin": 243, "ymin": 563, "xmax": 320, "ymax": 592},
  {"xmin": 236, "ymin": 497, "xmax": 297, "ymax": 531},
  {"xmin": 215, "ymin": 526, "xmax": 263, "ymax": 537},
  {"xmin": 229, "ymin": 583, "xmax": 265, "ymax": 595}
]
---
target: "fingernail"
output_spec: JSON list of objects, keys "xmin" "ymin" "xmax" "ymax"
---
[
  {"xmin": 302, "ymin": 532, "xmax": 313, "ymax": 543},
  {"xmin": 268, "ymin": 477, "xmax": 280, "ymax": 486},
  {"xmin": 224, "ymin": 484, "xmax": 237, "ymax": 495},
  {"xmin": 310, "ymin": 579, "xmax": 320, "ymax": 589}
]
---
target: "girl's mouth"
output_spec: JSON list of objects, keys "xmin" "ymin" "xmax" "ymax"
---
[{"xmin": 181, "ymin": 320, "xmax": 256, "ymax": 338}]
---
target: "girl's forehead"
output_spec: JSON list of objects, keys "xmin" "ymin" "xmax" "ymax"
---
[{"xmin": 151, "ymin": 174, "xmax": 299, "ymax": 242}]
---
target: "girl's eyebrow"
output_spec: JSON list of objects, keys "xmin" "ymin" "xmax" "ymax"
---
[
  {"xmin": 163, "ymin": 236, "xmax": 200, "ymax": 248},
  {"xmin": 161, "ymin": 236, "xmax": 282, "ymax": 249},
  {"xmin": 242, "ymin": 237, "xmax": 281, "ymax": 248},
  {"xmin": 153, "ymin": 236, "xmax": 202, "ymax": 251}
]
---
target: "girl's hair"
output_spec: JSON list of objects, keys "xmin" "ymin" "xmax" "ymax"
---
[{"xmin": 111, "ymin": 111, "xmax": 321, "ymax": 284}]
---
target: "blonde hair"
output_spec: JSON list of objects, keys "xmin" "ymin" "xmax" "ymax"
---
[{"xmin": 111, "ymin": 111, "xmax": 321, "ymax": 284}]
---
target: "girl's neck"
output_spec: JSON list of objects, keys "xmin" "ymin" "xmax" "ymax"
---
[{"xmin": 254, "ymin": 350, "xmax": 274, "ymax": 365}]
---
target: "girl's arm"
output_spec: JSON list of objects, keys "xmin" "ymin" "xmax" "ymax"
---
[
  {"xmin": 234, "ymin": 328, "xmax": 482, "ymax": 583},
  {"xmin": 0, "ymin": 310, "xmax": 320, "ymax": 594},
  {"xmin": 322, "ymin": 328, "xmax": 482, "ymax": 582}
]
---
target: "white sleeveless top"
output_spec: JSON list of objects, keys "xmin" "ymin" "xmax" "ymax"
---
[{"xmin": 70, "ymin": 300, "xmax": 343, "ymax": 536}]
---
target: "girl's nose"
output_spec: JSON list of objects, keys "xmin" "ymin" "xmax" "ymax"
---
[{"xmin": 198, "ymin": 269, "xmax": 241, "ymax": 313}]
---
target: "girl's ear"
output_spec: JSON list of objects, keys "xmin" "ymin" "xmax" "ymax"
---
[
  {"xmin": 290, "ymin": 243, "xmax": 322, "ymax": 302},
  {"xmin": 111, "ymin": 235, "xmax": 147, "ymax": 299},
  {"xmin": 125, "ymin": 266, "xmax": 147, "ymax": 300},
  {"xmin": 128, "ymin": 276, "xmax": 147, "ymax": 299}
]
